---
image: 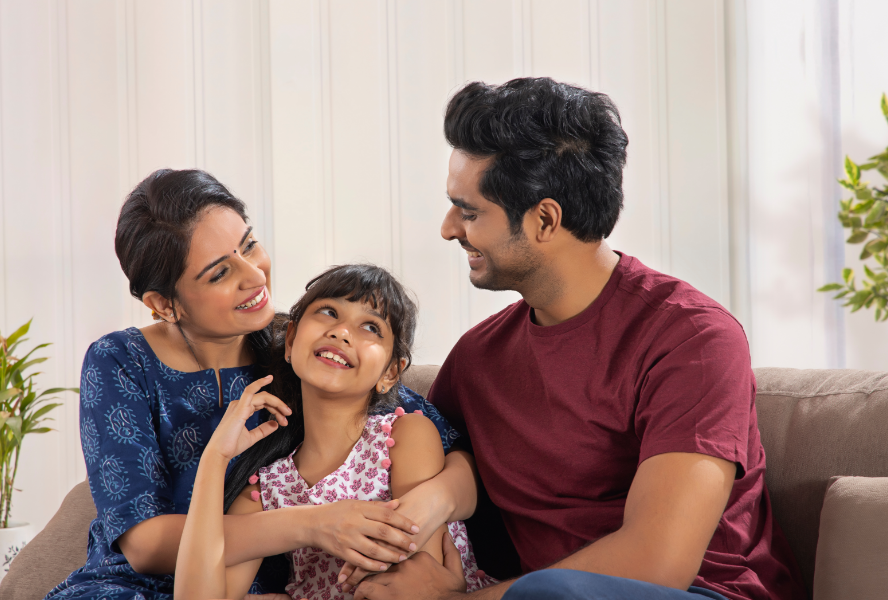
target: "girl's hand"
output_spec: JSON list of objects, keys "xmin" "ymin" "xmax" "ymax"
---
[
  {"xmin": 205, "ymin": 375, "xmax": 292, "ymax": 461},
  {"xmin": 305, "ymin": 499, "xmax": 421, "ymax": 574}
]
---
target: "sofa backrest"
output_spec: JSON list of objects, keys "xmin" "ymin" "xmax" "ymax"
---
[{"xmin": 752, "ymin": 367, "xmax": 888, "ymax": 597}]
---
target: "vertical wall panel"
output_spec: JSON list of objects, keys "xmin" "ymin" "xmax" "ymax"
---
[
  {"xmin": 267, "ymin": 0, "xmax": 327, "ymax": 307},
  {"xmin": 528, "ymin": 0, "xmax": 594, "ymax": 87},
  {"xmin": 663, "ymin": 0, "xmax": 730, "ymax": 306},
  {"xmin": 0, "ymin": 0, "xmax": 72, "ymax": 532},
  {"xmin": 597, "ymin": 0, "xmax": 665, "ymax": 271},
  {"xmin": 326, "ymin": 0, "xmax": 392, "ymax": 267},
  {"xmin": 392, "ymin": 0, "xmax": 460, "ymax": 364}
]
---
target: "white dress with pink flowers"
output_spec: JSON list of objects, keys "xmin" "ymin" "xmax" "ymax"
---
[{"xmin": 258, "ymin": 410, "xmax": 496, "ymax": 600}]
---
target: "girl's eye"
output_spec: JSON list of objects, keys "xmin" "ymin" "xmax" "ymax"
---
[
  {"xmin": 318, "ymin": 306, "xmax": 337, "ymax": 318},
  {"xmin": 210, "ymin": 268, "xmax": 227, "ymax": 283},
  {"xmin": 460, "ymin": 212, "xmax": 476, "ymax": 222},
  {"xmin": 361, "ymin": 322, "xmax": 383, "ymax": 337}
]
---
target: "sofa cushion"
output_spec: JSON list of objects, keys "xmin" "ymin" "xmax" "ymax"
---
[
  {"xmin": 753, "ymin": 368, "xmax": 888, "ymax": 596},
  {"xmin": 0, "ymin": 481, "xmax": 95, "ymax": 600},
  {"xmin": 402, "ymin": 364, "xmax": 439, "ymax": 399},
  {"xmin": 812, "ymin": 476, "xmax": 888, "ymax": 600}
]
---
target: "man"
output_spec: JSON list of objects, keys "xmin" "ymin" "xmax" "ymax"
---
[{"xmin": 356, "ymin": 78, "xmax": 804, "ymax": 600}]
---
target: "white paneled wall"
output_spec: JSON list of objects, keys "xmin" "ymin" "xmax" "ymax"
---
[{"xmin": 1, "ymin": 0, "xmax": 730, "ymax": 531}]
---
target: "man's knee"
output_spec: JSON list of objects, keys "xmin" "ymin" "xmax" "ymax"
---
[{"xmin": 503, "ymin": 569, "xmax": 596, "ymax": 600}]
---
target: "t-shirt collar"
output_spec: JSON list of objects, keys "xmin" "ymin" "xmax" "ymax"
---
[{"xmin": 526, "ymin": 251, "xmax": 628, "ymax": 337}]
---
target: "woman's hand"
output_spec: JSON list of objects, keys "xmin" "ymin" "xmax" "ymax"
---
[
  {"xmin": 205, "ymin": 375, "xmax": 292, "ymax": 461},
  {"xmin": 304, "ymin": 499, "xmax": 421, "ymax": 575}
]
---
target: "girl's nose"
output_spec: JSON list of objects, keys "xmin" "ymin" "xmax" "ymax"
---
[{"xmin": 329, "ymin": 328, "xmax": 351, "ymax": 345}]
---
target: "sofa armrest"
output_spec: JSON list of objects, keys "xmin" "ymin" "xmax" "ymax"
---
[
  {"xmin": 813, "ymin": 476, "xmax": 888, "ymax": 600},
  {"xmin": 0, "ymin": 481, "xmax": 95, "ymax": 600}
]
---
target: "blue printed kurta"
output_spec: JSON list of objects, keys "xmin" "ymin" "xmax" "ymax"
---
[{"xmin": 46, "ymin": 328, "xmax": 457, "ymax": 600}]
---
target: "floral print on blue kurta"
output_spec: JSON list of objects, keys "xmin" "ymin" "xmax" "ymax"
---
[{"xmin": 46, "ymin": 328, "xmax": 457, "ymax": 600}]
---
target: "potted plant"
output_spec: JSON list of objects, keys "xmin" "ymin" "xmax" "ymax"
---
[
  {"xmin": 818, "ymin": 93, "xmax": 888, "ymax": 318},
  {"xmin": 0, "ymin": 319, "xmax": 78, "ymax": 579}
]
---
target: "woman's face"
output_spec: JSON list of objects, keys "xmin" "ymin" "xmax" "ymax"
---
[
  {"xmin": 286, "ymin": 297, "xmax": 397, "ymax": 398},
  {"xmin": 174, "ymin": 207, "xmax": 274, "ymax": 337}
]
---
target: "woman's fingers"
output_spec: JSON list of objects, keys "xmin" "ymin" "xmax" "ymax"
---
[{"xmin": 342, "ymin": 547, "xmax": 390, "ymax": 574}]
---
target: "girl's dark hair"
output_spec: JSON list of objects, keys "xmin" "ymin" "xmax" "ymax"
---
[
  {"xmin": 114, "ymin": 169, "xmax": 273, "ymax": 365},
  {"xmin": 223, "ymin": 264, "xmax": 418, "ymax": 512},
  {"xmin": 444, "ymin": 77, "xmax": 629, "ymax": 242}
]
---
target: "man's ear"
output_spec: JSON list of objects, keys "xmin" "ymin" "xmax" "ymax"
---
[
  {"xmin": 530, "ymin": 198, "xmax": 562, "ymax": 242},
  {"xmin": 142, "ymin": 291, "xmax": 176, "ymax": 323},
  {"xmin": 377, "ymin": 357, "xmax": 407, "ymax": 393}
]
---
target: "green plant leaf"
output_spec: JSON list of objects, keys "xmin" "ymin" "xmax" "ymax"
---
[
  {"xmin": 843, "ymin": 267, "xmax": 854, "ymax": 283},
  {"xmin": 847, "ymin": 230, "xmax": 869, "ymax": 244},
  {"xmin": 26, "ymin": 427, "xmax": 52, "ymax": 434},
  {"xmin": 4, "ymin": 416, "xmax": 23, "ymax": 443},
  {"xmin": 846, "ymin": 156, "xmax": 861, "ymax": 184},
  {"xmin": 882, "ymin": 93, "xmax": 888, "ymax": 123},
  {"xmin": 3, "ymin": 320, "xmax": 31, "ymax": 349},
  {"xmin": 817, "ymin": 283, "xmax": 844, "ymax": 292},
  {"xmin": 0, "ymin": 388, "xmax": 21, "ymax": 403}
]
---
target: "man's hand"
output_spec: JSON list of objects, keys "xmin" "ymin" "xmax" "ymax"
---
[{"xmin": 353, "ymin": 531, "xmax": 467, "ymax": 600}]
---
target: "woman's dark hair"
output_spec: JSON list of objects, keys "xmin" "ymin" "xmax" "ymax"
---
[
  {"xmin": 114, "ymin": 169, "xmax": 273, "ymax": 364},
  {"xmin": 223, "ymin": 264, "xmax": 418, "ymax": 511},
  {"xmin": 444, "ymin": 77, "xmax": 629, "ymax": 242}
]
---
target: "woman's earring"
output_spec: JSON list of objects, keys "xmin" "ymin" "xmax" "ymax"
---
[{"xmin": 285, "ymin": 355, "xmax": 291, "ymax": 363}]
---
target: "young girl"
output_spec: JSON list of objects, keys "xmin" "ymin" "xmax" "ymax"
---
[{"xmin": 174, "ymin": 264, "xmax": 494, "ymax": 600}]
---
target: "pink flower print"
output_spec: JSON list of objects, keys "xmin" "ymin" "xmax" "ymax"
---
[
  {"xmin": 350, "ymin": 478, "xmax": 362, "ymax": 492},
  {"xmin": 285, "ymin": 473, "xmax": 295, "ymax": 483},
  {"xmin": 377, "ymin": 471, "xmax": 389, "ymax": 486},
  {"xmin": 321, "ymin": 588, "xmax": 332, "ymax": 600},
  {"xmin": 324, "ymin": 489, "xmax": 338, "ymax": 503},
  {"xmin": 374, "ymin": 439, "xmax": 385, "ymax": 451},
  {"xmin": 319, "ymin": 559, "xmax": 329, "ymax": 573},
  {"xmin": 348, "ymin": 457, "xmax": 356, "ymax": 469},
  {"xmin": 307, "ymin": 564, "xmax": 317, "ymax": 579},
  {"xmin": 379, "ymin": 488, "xmax": 392, "ymax": 501},
  {"xmin": 309, "ymin": 551, "xmax": 321, "ymax": 560},
  {"xmin": 277, "ymin": 462, "xmax": 289, "ymax": 473},
  {"xmin": 301, "ymin": 581, "xmax": 314, "ymax": 596},
  {"xmin": 361, "ymin": 447, "xmax": 372, "ymax": 460},
  {"xmin": 341, "ymin": 471, "xmax": 350, "ymax": 482},
  {"xmin": 372, "ymin": 451, "xmax": 379, "ymax": 462},
  {"xmin": 362, "ymin": 480, "xmax": 376, "ymax": 495},
  {"xmin": 355, "ymin": 441, "xmax": 363, "ymax": 453},
  {"xmin": 335, "ymin": 558, "xmax": 345, "ymax": 568},
  {"xmin": 297, "ymin": 492, "xmax": 310, "ymax": 504},
  {"xmin": 283, "ymin": 498, "xmax": 296, "ymax": 507},
  {"xmin": 271, "ymin": 479, "xmax": 284, "ymax": 488},
  {"xmin": 365, "ymin": 467, "xmax": 378, "ymax": 479},
  {"xmin": 355, "ymin": 461, "xmax": 366, "ymax": 474},
  {"xmin": 328, "ymin": 476, "xmax": 338, "ymax": 486}
]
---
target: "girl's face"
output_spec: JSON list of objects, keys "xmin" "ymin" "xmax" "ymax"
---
[
  {"xmin": 173, "ymin": 207, "xmax": 275, "ymax": 337},
  {"xmin": 286, "ymin": 297, "xmax": 399, "ymax": 398}
]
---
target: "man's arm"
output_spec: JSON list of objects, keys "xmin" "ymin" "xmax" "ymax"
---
[{"xmin": 354, "ymin": 451, "xmax": 735, "ymax": 600}]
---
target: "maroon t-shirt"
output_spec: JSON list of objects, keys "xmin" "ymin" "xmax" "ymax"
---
[{"xmin": 429, "ymin": 254, "xmax": 804, "ymax": 600}]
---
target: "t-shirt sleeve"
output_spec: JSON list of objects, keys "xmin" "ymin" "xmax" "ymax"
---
[
  {"xmin": 79, "ymin": 335, "xmax": 174, "ymax": 551},
  {"xmin": 635, "ymin": 308, "xmax": 754, "ymax": 477}
]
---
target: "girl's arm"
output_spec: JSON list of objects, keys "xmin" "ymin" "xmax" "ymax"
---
[
  {"xmin": 388, "ymin": 414, "xmax": 452, "ymax": 563},
  {"xmin": 175, "ymin": 376, "xmax": 287, "ymax": 600}
]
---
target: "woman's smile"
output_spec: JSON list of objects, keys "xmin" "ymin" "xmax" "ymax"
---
[{"xmin": 235, "ymin": 286, "xmax": 269, "ymax": 311}]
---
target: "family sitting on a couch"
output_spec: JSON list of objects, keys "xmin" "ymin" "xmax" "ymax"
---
[{"xmin": 44, "ymin": 77, "xmax": 805, "ymax": 600}]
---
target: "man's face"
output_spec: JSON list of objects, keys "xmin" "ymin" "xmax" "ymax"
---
[{"xmin": 441, "ymin": 150, "xmax": 542, "ymax": 291}]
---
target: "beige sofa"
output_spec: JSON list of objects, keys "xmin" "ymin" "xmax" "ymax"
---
[{"xmin": 3, "ymin": 365, "xmax": 888, "ymax": 600}]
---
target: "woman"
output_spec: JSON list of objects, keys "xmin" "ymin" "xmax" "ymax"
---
[{"xmin": 46, "ymin": 169, "xmax": 478, "ymax": 599}]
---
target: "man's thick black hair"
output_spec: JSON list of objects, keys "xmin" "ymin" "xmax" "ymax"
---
[{"xmin": 444, "ymin": 77, "xmax": 628, "ymax": 242}]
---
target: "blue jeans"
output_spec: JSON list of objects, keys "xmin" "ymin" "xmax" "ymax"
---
[{"xmin": 501, "ymin": 570, "xmax": 730, "ymax": 600}]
